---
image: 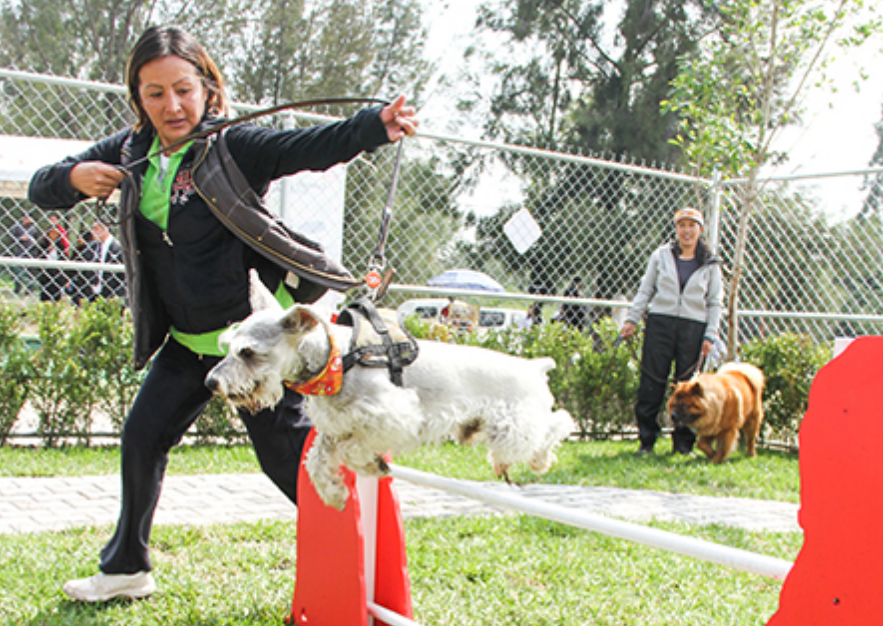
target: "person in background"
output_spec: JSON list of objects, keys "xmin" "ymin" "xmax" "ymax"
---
[
  {"xmin": 560, "ymin": 275, "xmax": 588, "ymax": 331},
  {"xmin": 36, "ymin": 223, "xmax": 67, "ymax": 302},
  {"xmin": 87, "ymin": 219, "xmax": 125, "ymax": 301},
  {"xmin": 28, "ymin": 24, "xmax": 417, "ymax": 603},
  {"xmin": 9, "ymin": 214, "xmax": 39, "ymax": 295},
  {"xmin": 527, "ymin": 302, "xmax": 543, "ymax": 327},
  {"xmin": 66, "ymin": 230, "xmax": 94, "ymax": 306},
  {"xmin": 620, "ymin": 207, "xmax": 723, "ymax": 456},
  {"xmin": 48, "ymin": 213, "xmax": 70, "ymax": 256}
]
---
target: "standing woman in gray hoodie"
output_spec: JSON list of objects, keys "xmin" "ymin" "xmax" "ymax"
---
[{"xmin": 620, "ymin": 207, "xmax": 723, "ymax": 456}]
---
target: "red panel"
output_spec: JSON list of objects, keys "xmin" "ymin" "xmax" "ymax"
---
[{"xmin": 768, "ymin": 337, "xmax": 883, "ymax": 625}]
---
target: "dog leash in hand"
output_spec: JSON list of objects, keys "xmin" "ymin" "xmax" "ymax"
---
[
  {"xmin": 95, "ymin": 96, "xmax": 388, "ymax": 222},
  {"xmin": 621, "ymin": 333, "xmax": 705, "ymax": 384},
  {"xmin": 127, "ymin": 96, "xmax": 388, "ymax": 171},
  {"xmin": 365, "ymin": 138, "xmax": 405, "ymax": 302}
]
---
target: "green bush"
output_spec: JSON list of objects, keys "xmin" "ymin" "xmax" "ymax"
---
[
  {"xmin": 28, "ymin": 302, "xmax": 97, "ymax": 446},
  {"xmin": 0, "ymin": 305, "xmax": 32, "ymax": 446},
  {"xmin": 740, "ymin": 332, "xmax": 831, "ymax": 445},
  {"xmin": 0, "ymin": 302, "xmax": 832, "ymax": 447},
  {"xmin": 0, "ymin": 299, "xmax": 145, "ymax": 446},
  {"xmin": 73, "ymin": 298, "xmax": 143, "ymax": 431}
]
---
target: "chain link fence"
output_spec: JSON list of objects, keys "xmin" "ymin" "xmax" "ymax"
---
[{"xmin": 2, "ymin": 68, "xmax": 882, "ymax": 347}]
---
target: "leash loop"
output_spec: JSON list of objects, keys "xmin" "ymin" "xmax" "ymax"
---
[
  {"xmin": 366, "ymin": 139, "xmax": 405, "ymax": 302},
  {"xmin": 620, "ymin": 333, "xmax": 705, "ymax": 385},
  {"xmin": 94, "ymin": 96, "xmax": 389, "ymax": 219}
]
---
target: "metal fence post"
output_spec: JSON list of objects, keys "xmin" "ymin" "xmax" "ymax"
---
[{"xmin": 706, "ymin": 169, "xmax": 722, "ymax": 255}]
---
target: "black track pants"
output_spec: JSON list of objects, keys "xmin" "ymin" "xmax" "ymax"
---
[
  {"xmin": 99, "ymin": 338, "xmax": 311, "ymax": 574},
  {"xmin": 634, "ymin": 314, "xmax": 706, "ymax": 451}
]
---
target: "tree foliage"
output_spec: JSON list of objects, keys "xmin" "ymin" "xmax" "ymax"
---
[
  {"xmin": 663, "ymin": 0, "xmax": 883, "ymax": 357},
  {"xmin": 475, "ymin": 0, "xmax": 713, "ymax": 160},
  {"xmin": 0, "ymin": 0, "xmax": 430, "ymax": 101},
  {"xmin": 229, "ymin": 0, "xmax": 431, "ymax": 105},
  {"xmin": 455, "ymin": 0, "xmax": 714, "ymax": 307}
]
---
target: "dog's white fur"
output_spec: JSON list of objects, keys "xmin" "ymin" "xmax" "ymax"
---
[{"xmin": 205, "ymin": 271, "xmax": 575, "ymax": 510}]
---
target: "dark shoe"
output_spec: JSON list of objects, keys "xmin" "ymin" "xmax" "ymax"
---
[
  {"xmin": 672, "ymin": 446, "xmax": 694, "ymax": 456},
  {"xmin": 635, "ymin": 442, "xmax": 655, "ymax": 456}
]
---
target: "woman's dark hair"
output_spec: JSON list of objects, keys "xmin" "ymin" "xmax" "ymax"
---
[
  {"xmin": 125, "ymin": 25, "xmax": 229, "ymax": 130},
  {"xmin": 672, "ymin": 237, "xmax": 711, "ymax": 266}
]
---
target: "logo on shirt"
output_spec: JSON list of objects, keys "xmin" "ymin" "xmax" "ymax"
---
[{"xmin": 170, "ymin": 169, "xmax": 195, "ymax": 206}]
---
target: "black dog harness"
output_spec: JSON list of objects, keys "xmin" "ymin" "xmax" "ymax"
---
[{"xmin": 336, "ymin": 297, "xmax": 419, "ymax": 387}]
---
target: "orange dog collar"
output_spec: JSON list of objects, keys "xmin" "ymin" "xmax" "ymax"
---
[{"xmin": 287, "ymin": 331, "xmax": 343, "ymax": 396}]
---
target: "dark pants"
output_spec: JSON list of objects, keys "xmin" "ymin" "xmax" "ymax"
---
[
  {"xmin": 635, "ymin": 314, "xmax": 706, "ymax": 452},
  {"xmin": 99, "ymin": 338, "xmax": 311, "ymax": 574}
]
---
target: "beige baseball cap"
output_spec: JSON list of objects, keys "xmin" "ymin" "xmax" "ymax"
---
[{"xmin": 674, "ymin": 207, "xmax": 704, "ymax": 227}]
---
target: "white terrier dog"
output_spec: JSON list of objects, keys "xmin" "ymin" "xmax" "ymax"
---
[{"xmin": 206, "ymin": 272, "xmax": 575, "ymax": 510}]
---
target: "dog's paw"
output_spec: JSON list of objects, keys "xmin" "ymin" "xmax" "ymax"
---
[
  {"xmin": 315, "ymin": 481, "xmax": 349, "ymax": 511},
  {"xmin": 528, "ymin": 450, "xmax": 556, "ymax": 474},
  {"xmin": 360, "ymin": 455, "xmax": 390, "ymax": 476},
  {"xmin": 345, "ymin": 457, "xmax": 389, "ymax": 478},
  {"xmin": 492, "ymin": 460, "xmax": 510, "ymax": 479}
]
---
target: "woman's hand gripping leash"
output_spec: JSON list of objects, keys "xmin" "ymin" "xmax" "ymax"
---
[
  {"xmin": 365, "ymin": 95, "xmax": 418, "ymax": 301},
  {"xmin": 69, "ymin": 162, "xmax": 130, "ymax": 224},
  {"xmin": 70, "ymin": 96, "xmax": 408, "ymax": 226}
]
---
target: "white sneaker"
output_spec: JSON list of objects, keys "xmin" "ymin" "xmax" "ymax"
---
[{"xmin": 62, "ymin": 571, "xmax": 156, "ymax": 602}]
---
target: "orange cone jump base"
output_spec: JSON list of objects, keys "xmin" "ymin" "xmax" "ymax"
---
[{"xmin": 288, "ymin": 429, "xmax": 412, "ymax": 625}]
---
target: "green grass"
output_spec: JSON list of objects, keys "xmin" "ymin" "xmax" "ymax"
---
[
  {"xmin": 0, "ymin": 441, "xmax": 802, "ymax": 624},
  {"xmin": 0, "ymin": 444, "xmax": 262, "ymax": 478},
  {"xmin": 0, "ymin": 517, "xmax": 801, "ymax": 625},
  {"xmin": 397, "ymin": 439, "xmax": 800, "ymax": 503},
  {"xmin": 0, "ymin": 439, "xmax": 800, "ymax": 503}
]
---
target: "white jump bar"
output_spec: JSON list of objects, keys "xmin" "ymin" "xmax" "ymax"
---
[
  {"xmin": 388, "ymin": 464, "xmax": 793, "ymax": 581},
  {"xmin": 367, "ymin": 600, "xmax": 424, "ymax": 626}
]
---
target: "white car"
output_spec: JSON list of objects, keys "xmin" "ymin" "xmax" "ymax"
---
[
  {"xmin": 395, "ymin": 298, "xmax": 452, "ymax": 326},
  {"xmin": 477, "ymin": 308, "xmax": 529, "ymax": 331},
  {"xmin": 396, "ymin": 299, "xmax": 527, "ymax": 332}
]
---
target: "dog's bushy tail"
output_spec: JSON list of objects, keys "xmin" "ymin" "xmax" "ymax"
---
[
  {"xmin": 533, "ymin": 357, "xmax": 557, "ymax": 375},
  {"xmin": 720, "ymin": 362, "xmax": 765, "ymax": 394}
]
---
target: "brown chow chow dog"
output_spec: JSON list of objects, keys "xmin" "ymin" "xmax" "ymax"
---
[{"xmin": 667, "ymin": 363, "xmax": 765, "ymax": 463}]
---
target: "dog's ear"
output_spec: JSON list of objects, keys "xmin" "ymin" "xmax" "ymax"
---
[
  {"xmin": 691, "ymin": 382, "xmax": 704, "ymax": 397},
  {"xmin": 249, "ymin": 269, "xmax": 283, "ymax": 313},
  {"xmin": 280, "ymin": 305, "xmax": 320, "ymax": 335}
]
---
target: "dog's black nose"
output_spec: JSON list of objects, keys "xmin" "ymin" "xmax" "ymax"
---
[{"xmin": 205, "ymin": 375, "xmax": 219, "ymax": 393}]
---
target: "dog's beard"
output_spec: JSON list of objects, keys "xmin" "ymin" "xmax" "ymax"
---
[{"xmin": 221, "ymin": 375, "xmax": 285, "ymax": 415}]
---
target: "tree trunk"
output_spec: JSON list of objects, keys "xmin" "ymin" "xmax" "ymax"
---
[{"xmin": 726, "ymin": 170, "xmax": 760, "ymax": 360}]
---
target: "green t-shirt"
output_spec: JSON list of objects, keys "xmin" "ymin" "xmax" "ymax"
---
[
  {"xmin": 169, "ymin": 281, "xmax": 295, "ymax": 357},
  {"xmin": 140, "ymin": 136, "xmax": 296, "ymax": 357},
  {"xmin": 141, "ymin": 136, "xmax": 190, "ymax": 230}
]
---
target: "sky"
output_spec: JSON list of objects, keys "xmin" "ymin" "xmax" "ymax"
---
[{"xmin": 419, "ymin": 1, "xmax": 883, "ymax": 221}]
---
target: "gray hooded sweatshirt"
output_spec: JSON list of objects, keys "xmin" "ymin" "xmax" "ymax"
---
[{"xmin": 625, "ymin": 242, "xmax": 723, "ymax": 341}]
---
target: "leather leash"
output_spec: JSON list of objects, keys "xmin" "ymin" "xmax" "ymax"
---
[
  {"xmin": 365, "ymin": 138, "xmax": 405, "ymax": 302},
  {"xmin": 96, "ymin": 96, "xmax": 388, "ymax": 220},
  {"xmin": 620, "ymin": 333, "xmax": 705, "ymax": 385},
  {"xmin": 124, "ymin": 96, "xmax": 387, "ymax": 171}
]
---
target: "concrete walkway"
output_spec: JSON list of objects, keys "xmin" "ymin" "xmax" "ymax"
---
[{"xmin": 0, "ymin": 472, "xmax": 801, "ymax": 535}]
